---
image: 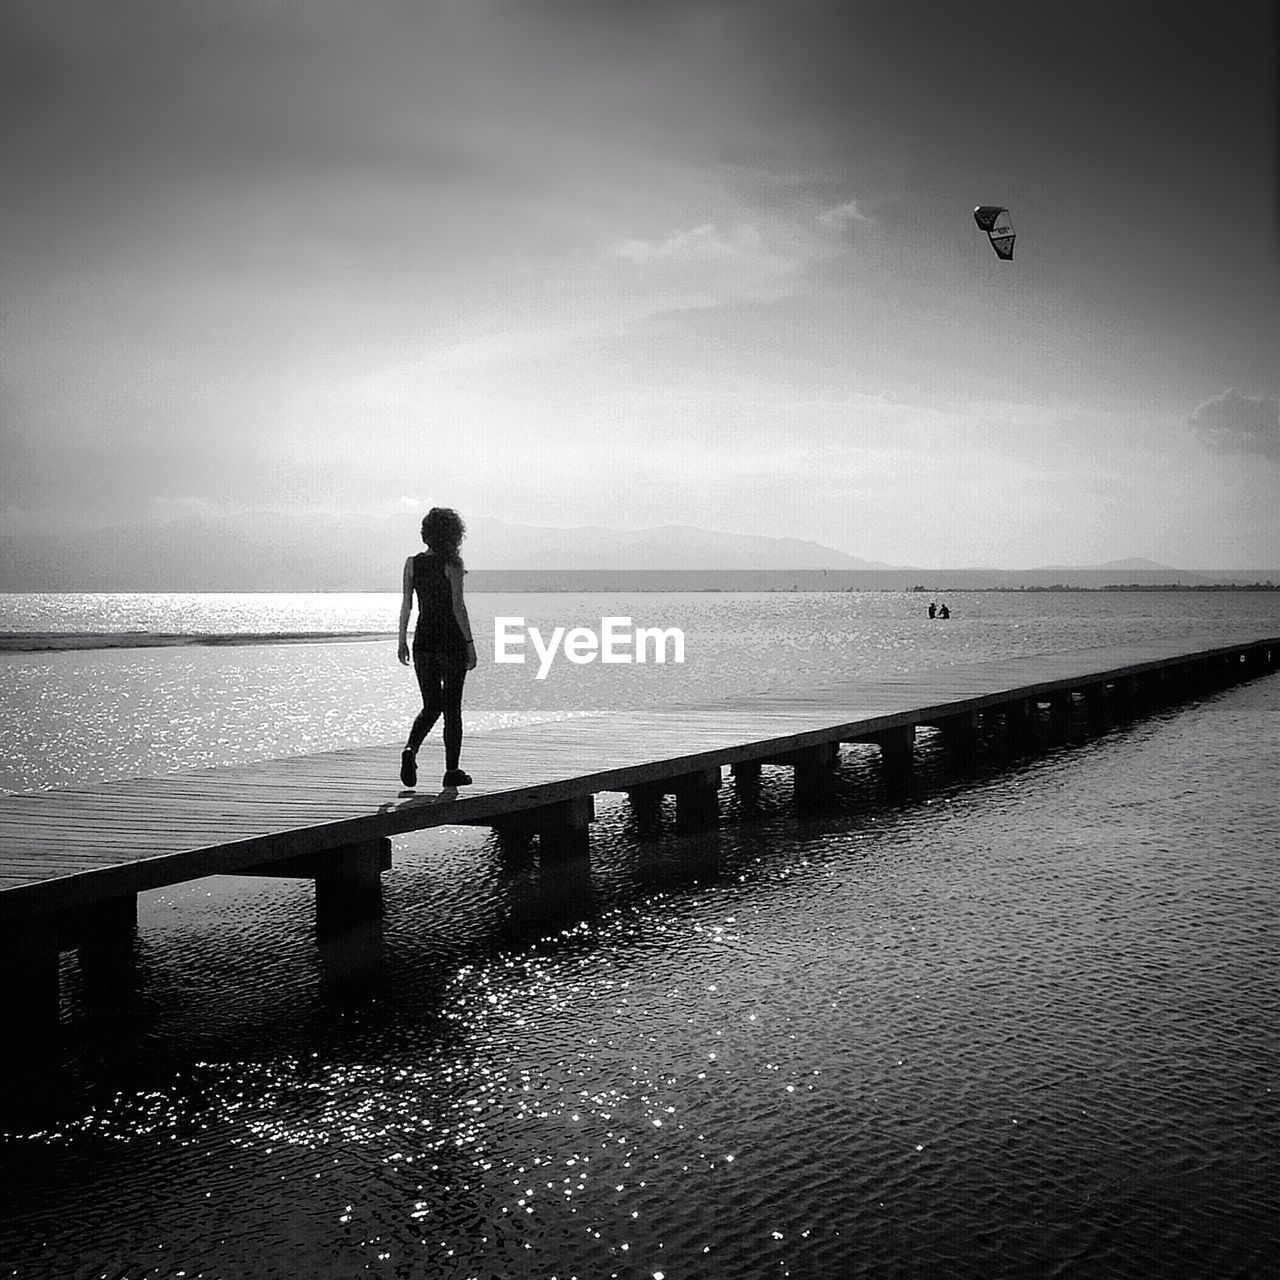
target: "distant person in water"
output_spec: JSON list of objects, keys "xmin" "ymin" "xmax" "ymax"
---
[
  {"xmin": 938, "ymin": 603, "xmax": 950, "ymax": 619},
  {"xmin": 928, "ymin": 601, "xmax": 937, "ymax": 619},
  {"xmin": 398, "ymin": 507, "xmax": 477, "ymax": 789}
]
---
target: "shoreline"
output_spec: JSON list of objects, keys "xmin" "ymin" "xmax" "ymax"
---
[{"xmin": 0, "ymin": 631, "xmax": 395, "ymax": 654}]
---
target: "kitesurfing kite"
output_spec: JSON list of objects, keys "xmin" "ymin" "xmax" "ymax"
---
[{"xmin": 973, "ymin": 205, "xmax": 1015, "ymax": 259}]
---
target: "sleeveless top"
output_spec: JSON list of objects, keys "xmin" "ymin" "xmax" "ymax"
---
[{"xmin": 412, "ymin": 551, "xmax": 466, "ymax": 657}]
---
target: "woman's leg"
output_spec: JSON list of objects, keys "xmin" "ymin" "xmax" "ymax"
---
[
  {"xmin": 441, "ymin": 663, "xmax": 467, "ymax": 772},
  {"xmin": 407, "ymin": 647, "xmax": 444, "ymax": 753}
]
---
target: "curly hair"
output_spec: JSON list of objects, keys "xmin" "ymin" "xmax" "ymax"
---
[{"xmin": 420, "ymin": 507, "xmax": 466, "ymax": 563}]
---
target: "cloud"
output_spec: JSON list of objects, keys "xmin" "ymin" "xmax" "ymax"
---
[
  {"xmin": 817, "ymin": 199, "xmax": 876, "ymax": 231},
  {"xmin": 146, "ymin": 496, "xmax": 240, "ymax": 524},
  {"xmin": 601, "ymin": 221, "xmax": 806, "ymax": 308},
  {"xmin": 605, "ymin": 222, "xmax": 768, "ymax": 263},
  {"xmin": 1189, "ymin": 390, "xmax": 1280, "ymax": 459},
  {"xmin": 420, "ymin": 327, "xmax": 590, "ymax": 373}
]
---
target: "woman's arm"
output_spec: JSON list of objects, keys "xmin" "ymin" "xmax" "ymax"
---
[
  {"xmin": 397, "ymin": 556, "xmax": 415, "ymax": 665},
  {"xmin": 446, "ymin": 562, "xmax": 477, "ymax": 670}
]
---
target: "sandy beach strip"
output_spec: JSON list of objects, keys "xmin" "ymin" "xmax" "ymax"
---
[{"xmin": 0, "ymin": 631, "xmax": 395, "ymax": 653}]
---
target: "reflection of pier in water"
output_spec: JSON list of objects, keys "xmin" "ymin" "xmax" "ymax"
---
[{"xmin": 2, "ymin": 633, "xmax": 1277, "ymax": 1037}]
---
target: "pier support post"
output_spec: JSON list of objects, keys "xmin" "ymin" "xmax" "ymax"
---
[
  {"xmin": 0, "ymin": 916, "xmax": 60, "ymax": 1039},
  {"xmin": 1080, "ymin": 683, "xmax": 1108, "ymax": 726},
  {"xmin": 1166, "ymin": 663, "xmax": 1193, "ymax": 703},
  {"xmin": 240, "ymin": 839, "xmax": 391, "ymax": 995},
  {"xmin": 1002, "ymin": 698, "xmax": 1037, "ymax": 751},
  {"xmin": 307, "ymin": 839, "xmax": 392, "ymax": 1001},
  {"xmin": 1141, "ymin": 668, "xmax": 1163, "ymax": 708},
  {"xmin": 727, "ymin": 759, "xmax": 762, "ymax": 819},
  {"xmin": 58, "ymin": 893, "xmax": 138, "ymax": 946},
  {"xmin": 536, "ymin": 795, "xmax": 595, "ymax": 855},
  {"xmin": 1191, "ymin": 658, "xmax": 1218, "ymax": 695},
  {"xmin": 1047, "ymin": 690, "xmax": 1073, "ymax": 725},
  {"xmin": 875, "ymin": 726, "xmax": 915, "ymax": 795},
  {"xmin": 62, "ymin": 895, "xmax": 138, "ymax": 1019},
  {"xmin": 673, "ymin": 767, "xmax": 722, "ymax": 830},
  {"xmin": 620, "ymin": 781, "xmax": 665, "ymax": 839},
  {"xmin": 937, "ymin": 711, "xmax": 982, "ymax": 769},
  {"xmin": 1116, "ymin": 674, "xmax": 1145, "ymax": 718},
  {"xmin": 1152, "ymin": 667, "xmax": 1175, "ymax": 707},
  {"xmin": 939, "ymin": 710, "xmax": 981, "ymax": 745},
  {"xmin": 245, "ymin": 838, "xmax": 392, "ymax": 931},
  {"xmin": 1243, "ymin": 646, "xmax": 1269, "ymax": 678},
  {"xmin": 314, "ymin": 838, "xmax": 391, "ymax": 933},
  {"xmin": 790, "ymin": 742, "xmax": 839, "ymax": 809},
  {"xmin": 1136, "ymin": 671, "xmax": 1155, "ymax": 707},
  {"xmin": 625, "ymin": 770, "xmax": 720, "ymax": 830},
  {"xmin": 494, "ymin": 796, "xmax": 595, "ymax": 857}
]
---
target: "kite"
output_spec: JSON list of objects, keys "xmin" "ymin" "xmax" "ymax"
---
[{"xmin": 973, "ymin": 205, "xmax": 1015, "ymax": 260}]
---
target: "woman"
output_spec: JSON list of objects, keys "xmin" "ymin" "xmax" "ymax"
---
[{"xmin": 397, "ymin": 507, "xmax": 477, "ymax": 788}]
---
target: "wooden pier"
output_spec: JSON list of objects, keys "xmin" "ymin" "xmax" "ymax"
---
[{"xmin": 1, "ymin": 631, "xmax": 1276, "ymax": 1033}]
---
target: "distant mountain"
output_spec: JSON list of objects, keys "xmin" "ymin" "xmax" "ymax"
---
[
  {"xmin": 1035, "ymin": 557, "xmax": 1177, "ymax": 571},
  {"xmin": 464, "ymin": 519, "xmax": 892, "ymax": 571},
  {"xmin": 0, "ymin": 511, "xmax": 890, "ymax": 590}
]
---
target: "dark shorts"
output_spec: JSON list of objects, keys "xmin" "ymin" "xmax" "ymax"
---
[{"xmin": 412, "ymin": 644, "xmax": 468, "ymax": 688}]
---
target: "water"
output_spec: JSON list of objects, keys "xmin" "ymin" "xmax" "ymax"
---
[
  {"xmin": 2, "ymin": 592, "xmax": 1278, "ymax": 1279},
  {"xmin": 2, "ymin": 589, "xmax": 1277, "ymax": 792}
]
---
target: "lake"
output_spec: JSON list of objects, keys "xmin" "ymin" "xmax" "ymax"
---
[{"xmin": 1, "ymin": 590, "xmax": 1277, "ymax": 1279}]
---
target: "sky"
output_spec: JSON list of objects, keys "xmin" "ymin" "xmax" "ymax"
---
[{"xmin": 2, "ymin": 0, "xmax": 1277, "ymax": 571}]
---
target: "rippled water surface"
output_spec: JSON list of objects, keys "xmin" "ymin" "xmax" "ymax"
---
[{"xmin": 1, "ymin": 592, "xmax": 1278, "ymax": 1279}]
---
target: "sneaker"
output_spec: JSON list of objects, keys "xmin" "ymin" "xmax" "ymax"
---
[
  {"xmin": 442, "ymin": 768, "xmax": 473, "ymax": 787},
  {"xmin": 400, "ymin": 749, "xmax": 417, "ymax": 788}
]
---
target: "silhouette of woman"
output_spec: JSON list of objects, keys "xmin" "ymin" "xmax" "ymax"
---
[{"xmin": 398, "ymin": 508, "xmax": 477, "ymax": 788}]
